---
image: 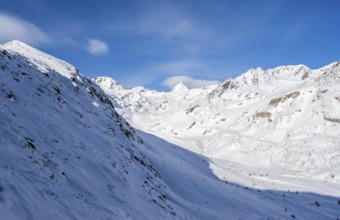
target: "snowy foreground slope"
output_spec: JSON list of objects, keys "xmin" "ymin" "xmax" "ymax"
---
[{"xmin": 0, "ymin": 41, "xmax": 339, "ymax": 220}]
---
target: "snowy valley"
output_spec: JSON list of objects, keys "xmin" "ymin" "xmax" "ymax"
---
[{"xmin": 1, "ymin": 40, "xmax": 340, "ymax": 219}]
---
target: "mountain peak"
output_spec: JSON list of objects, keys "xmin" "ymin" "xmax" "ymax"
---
[
  {"xmin": 1, "ymin": 40, "xmax": 79, "ymax": 79},
  {"xmin": 171, "ymin": 81, "xmax": 189, "ymax": 94},
  {"xmin": 318, "ymin": 61, "xmax": 340, "ymax": 72},
  {"xmin": 1, "ymin": 40, "xmax": 40, "ymax": 54},
  {"xmin": 92, "ymin": 76, "xmax": 126, "ymax": 98},
  {"xmin": 3, "ymin": 39, "xmax": 31, "ymax": 47},
  {"xmin": 93, "ymin": 76, "xmax": 119, "ymax": 87}
]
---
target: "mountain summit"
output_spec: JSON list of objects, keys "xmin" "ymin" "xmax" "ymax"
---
[{"xmin": 171, "ymin": 81, "xmax": 189, "ymax": 94}]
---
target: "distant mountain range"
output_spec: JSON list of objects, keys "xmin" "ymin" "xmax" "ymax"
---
[{"xmin": 95, "ymin": 59, "xmax": 340, "ymax": 176}]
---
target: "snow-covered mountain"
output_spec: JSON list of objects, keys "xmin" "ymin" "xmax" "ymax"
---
[
  {"xmin": 1, "ymin": 40, "xmax": 340, "ymax": 219},
  {"xmin": 94, "ymin": 62, "xmax": 340, "ymax": 178},
  {"xmin": 95, "ymin": 61, "xmax": 340, "ymax": 218}
]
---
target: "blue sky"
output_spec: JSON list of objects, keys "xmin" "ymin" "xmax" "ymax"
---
[{"xmin": 1, "ymin": 0, "xmax": 340, "ymax": 91}]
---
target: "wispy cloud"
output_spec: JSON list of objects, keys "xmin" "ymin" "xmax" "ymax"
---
[
  {"xmin": 53, "ymin": 32, "xmax": 79, "ymax": 46},
  {"xmin": 163, "ymin": 75, "xmax": 220, "ymax": 89},
  {"xmin": 116, "ymin": 59, "xmax": 225, "ymax": 89},
  {"xmin": 111, "ymin": 1, "xmax": 278, "ymax": 57},
  {"xmin": 135, "ymin": 12, "xmax": 206, "ymax": 39},
  {"xmin": 0, "ymin": 12, "xmax": 50, "ymax": 45},
  {"xmin": 113, "ymin": 2, "xmax": 211, "ymax": 55},
  {"xmin": 123, "ymin": 60, "xmax": 205, "ymax": 87},
  {"xmin": 86, "ymin": 39, "xmax": 109, "ymax": 55},
  {"xmin": 155, "ymin": 60, "xmax": 204, "ymax": 75}
]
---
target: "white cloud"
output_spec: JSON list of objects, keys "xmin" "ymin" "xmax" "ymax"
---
[
  {"xmin": 0, "ymin": 13, "xmax": 50, "ymax": 45},
  {"xmin": 163, "ymin": 75, "xmax": 220, "ymax": 89},
  {"xmin": 86, "ymin": 39, "xmax": 109, "ymax": 55}
]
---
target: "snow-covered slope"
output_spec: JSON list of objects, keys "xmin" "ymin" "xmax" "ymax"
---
[
  {"xmin": 0, "ymin": 41, "xmax": 179, "ymax": 220},
  {"xmin": 1, "ymin": 40, "xmax": 340, "ymax": 219}
]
